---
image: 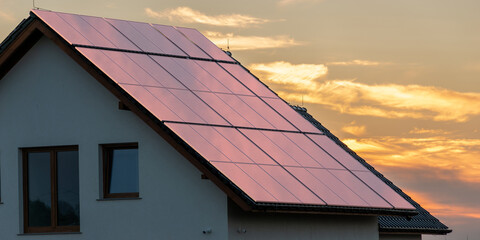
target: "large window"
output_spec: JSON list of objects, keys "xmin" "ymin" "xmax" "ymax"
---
[
  {"xmin": 102, "ymin": 143, "xmax": 139, "ymax": 198},
  {"xmin": 22, "ymin": 146, "xmax": 79, "ymax": 233}
]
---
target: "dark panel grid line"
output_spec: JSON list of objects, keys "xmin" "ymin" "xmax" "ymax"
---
[
  {"xmin": 71, "ymin": 44, "xmax": 237, "ymax": 64},
  {"xmin": 161, "ymin": 120, "xmax": 325, "ymax": 135}
]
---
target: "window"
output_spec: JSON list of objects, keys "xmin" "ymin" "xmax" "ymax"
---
[
  {"xmin": 102, "ymin": 143, "xmax": 139, "ymax": 198},
  {"xmin": 22, "ymin": 146, "xmax": 79, "ymax": 233}
]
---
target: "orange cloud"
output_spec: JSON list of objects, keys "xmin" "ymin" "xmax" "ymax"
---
[
  {"xmin": 406, "ymin": 190, "xmax": 480, "ymax": 219},
  {"xmin": 342, "ymin": 136, "xmax": 480, "ymax": 183},
  {"xmin": 342, "ymin": 121, "xmax": 366, "ymax": 136},
  {"xmin": 408, "ymin": 127, "xmax": 452, "ymax": 135},
  {"xmin": 249, "ymin": 61, "xmax": 327, "ymax": 87},
  {"xmin": 204, "ymin": 32, "xmax": 302, "ymax": 51},
  {"xmin": 145, "ymin": 7, "xmax": 276, "ymax": 27},
  {"xmin": 328, "ymin": 59, "xmax": 386, "ymax": 66},
  {"xmin": 250, "ymin": 63, "xmax": 480, "ymax": 122}
]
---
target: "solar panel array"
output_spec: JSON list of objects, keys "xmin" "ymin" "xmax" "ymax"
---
[{"xmin": 33, "ymin": 10, "xmax": 414, "ymax": 210}]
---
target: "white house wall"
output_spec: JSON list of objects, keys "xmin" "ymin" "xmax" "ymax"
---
[
  {"xmin": 0, "ymin": 36, "xmax": 228, "ymax": 240},
  {"xmin": 228, "ymin": 201, "xmax": 379, "ymax": 240},
  {"xmin": 379, "ymin": 233, "xmax": 422, "ymax": 240}
]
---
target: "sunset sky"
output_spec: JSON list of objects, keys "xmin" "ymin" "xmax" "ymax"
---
[{"xmin": 1, "ymin": 0, "xmax": 479, "ymax": 239}]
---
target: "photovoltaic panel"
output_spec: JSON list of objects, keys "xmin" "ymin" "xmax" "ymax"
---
[
  {"xmin": 194, "ymin": 61, "xmax": 254, "ymax": 96},
  {"xmin": 145, "ymin": 87, "xmax": 203, "ymax": 123},
  {"xmin": 127, "ymin": 21, "xmax": 187, "ymax": 56},
  {"xmin": 286, "ymin": 167, "xmax": 347, "ymax": 206},
  {"xmin": 77, "ymin": 47, "xmax": 139, "ymax": 85},
  {"xmin": 106, "ymin": 18, "xmax": 164, "ymax": 54},
  {"xmin": 260, "ymin": 131, "xmax": 324, "ymax": 168},
  {"xmin": 125, "ymin": 53, "xmax": 185, "ymax": 89},
  {"xmin": 152, "ymin": 24, "xmax": 211, "ymax": 59},
  {"xmin": 262, "ymin": 98, "xmax": 322, "ymax": 134},
  {"xmin": 33, "ymin": 10, "xmax": 91, "ymax": 45},
  {"xmin": 150, "ymin": 55, "xmax": 210, "ymax": 91},
  {"xmin": 282, "ymin": 132, "xmax": 344, "ymax": 170},
  {"xmin": 219, "ymin": 63, "xmax": 277, "ymax": 98},
  {"xmin": 146, "ymin": 87, "xmax": 226, "ymax": 125},
  {"xmin": 239, "ymin": 96, "xmax": 296, "ymax": 131},
  {"xmin": 101, "ymin": 50, "xmax": 164, "ymax": 87},
  {"xmin": 330, "ymin": 170, "xmax": 391, "ymax": 208},
  {"xmin": 194, "ymin": 91, "xmax": 254, "ymax": 128},
  {"xmin": 168, "ymin": 89, "xmax": 228, "ymax": 125},
  {"xmin": 176, "ymin": 27, "xmax": 234, "ymax": 62},
  {"xmin": 240, "ymin": 129, "xmax": 302, "ymax": 167},
  {"xmin": 79, "ymin": 15, "xmax": 140, "ymax": 51},
  {"xmin": 211, "ymin": 162, "xmax": 277, "ymax": 203},
  {"xmin": 189, "ymin": 125, "xmax": 254, "ymax": 164},
  {"xmin": 307, "ymin": 168, "xmax": 370, "ymax": 207},
  {"xmin": 214, "ymin": 127, "xmax": 277, "ymax": 165},
  {"xmin": 216, "ymin": 94, "xmax": 274, "ymax": 130},
  {"xmin": 172, "ymin": 58, "xmax": 231, "ymax": 93},
  {"xmin": 353, "ymin": 171, "xmax": 415, "ymax": 209},
  {"xmin": 260, "ymin": 165, "xmax": 325, "ymax": 205},
  {"xmin": 236, "ymin": 163, "xmax": 300, "ymax": 204},
  {"xmin": 165, "ymin": 123, "xmax": 231, "ymax": 162},
  {"xmin": 307, "ymin": 134, "xmax": 369, "ymax": 171},
  {"xmin": 56, "ymin": 12, "xmax": 117, "ymax": 49},
  {"xmin": 119, "ymin": 84, "xmax": 181, "ymax": 122}
]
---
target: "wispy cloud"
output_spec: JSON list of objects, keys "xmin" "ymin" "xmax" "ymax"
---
[
  {"xmin": 407, "ymin": 190, "xmax": 480, "ymax": 219},
  {"xmin": 343, "ymin": 136, "xmax": 480, "ymax": 183},
  {"xmin": 204, "ymin": 32, "xmax": 303, "ymax": 51},
  {"xmin": 250, "ymin": 62, "xmax": 480, "ymax": 122},
  {"xmin": 342, "ymin": 121, "xmax": 366, "ymax": 136},
  {"xmin": 145, "ymin": 7, "xmax": 276, "ymax": 27},
  {"xmin": 249, "ymin": 61, "xmax": 327, "ymax": 86},
  {"xmin": 278, "ymin": 0, "xmax": 324, "ymax": 6},
  {"xmin": 328, "ymin": 59, "xmax": 386, "ymax": 66},
  {"xmin": 0, "ymin": 10, "xmax": 15, "ymax": 22},
  {"xmin": 408, "ymin": 127, "xmax": 452, "ymax": 135}
]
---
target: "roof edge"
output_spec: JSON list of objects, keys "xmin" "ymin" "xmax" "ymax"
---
[{"xmin": 379, "ymin": 227, "xmax": 452, "ymax": 235}]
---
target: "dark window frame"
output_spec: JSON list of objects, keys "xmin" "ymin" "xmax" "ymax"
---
[
  {"xmin": 22, "ymin": 145, "xmax": 79, "ymax": 233},
  {"xmin": 102, "ymin": 143, "xmax": 139, "ymax": 199}
]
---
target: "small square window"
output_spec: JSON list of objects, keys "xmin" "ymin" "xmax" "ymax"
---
[{"xmin": 102, "ymin": 143, "xmax": 139, "ymax": 198}]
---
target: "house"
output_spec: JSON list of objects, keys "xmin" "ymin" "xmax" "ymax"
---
[{"xmin": 0, "ymin": 10, "xmax": 449, "ymax": 239}]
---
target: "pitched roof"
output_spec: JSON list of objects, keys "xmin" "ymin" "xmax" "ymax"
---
[
  {"xmin": 0, "ymin": 10, "xmax": 418, "ymax": 216},
  {"xmin": 293, "ymin": 106, "xmax": 451, "ymax": 234}
]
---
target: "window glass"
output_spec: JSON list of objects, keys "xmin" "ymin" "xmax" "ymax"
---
[
  {"xmin": 56, "ymin": 151, "xmax": 80, "ymax": 226},
  {"xmin": 27, "ymin": 152, "xmax": 51, "ymax": 227},
  {"xmin": 109, "ymin": 148, "xmax": 138, "ymax": 194},
  {"xmin": 102, "ymin": 143, "xmax": 139, "ymax": 198}
]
